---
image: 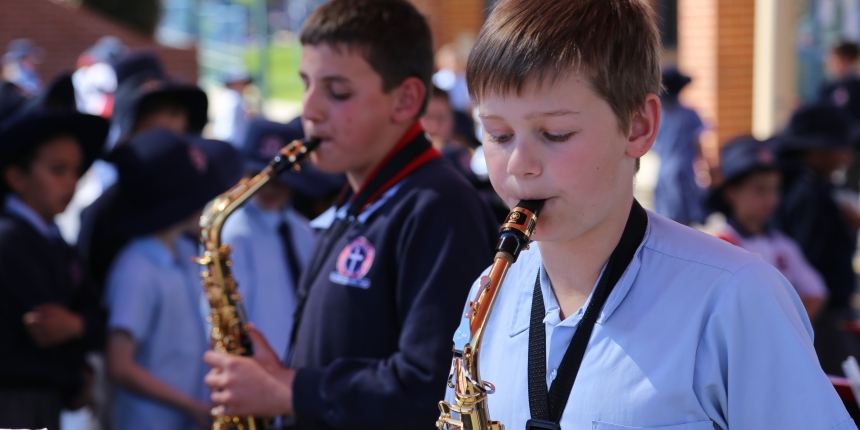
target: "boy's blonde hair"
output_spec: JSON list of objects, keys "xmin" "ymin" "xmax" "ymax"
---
[{"xmin": 467, "ymin": 0, "xmax": 663, "ymax": 135}]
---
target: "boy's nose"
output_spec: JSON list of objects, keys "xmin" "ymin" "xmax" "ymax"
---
[
  {"xmin": 302, "ymin": 87, "xmax": 327, "ymax": 124},
  {"xmin": 506, "ymin": 139, "xmax": 542, "ymax": 179}
]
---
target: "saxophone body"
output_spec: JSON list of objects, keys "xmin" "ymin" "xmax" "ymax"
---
[
  {"xmin": 437, "ymin": 200, "xmax": 544, "ymax": 430},
  {"xmin": 198, "ymin": 137, "xmax": 321, "ymax": 430}
]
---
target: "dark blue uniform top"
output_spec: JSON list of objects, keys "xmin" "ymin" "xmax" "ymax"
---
[
  {"xmin": 775, "ymin": 166, "xmax": 856, "ymax": 310},
  {"xmin": 289, "ymin": 130, "xmax": 498, "ymax": 429},
  {"xmin": 0, "ymin": 211, "xmax": 103, "ymax": 398}
]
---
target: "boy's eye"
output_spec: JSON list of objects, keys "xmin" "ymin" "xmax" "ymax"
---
[
  {"xmin": 487, "ymin": 133, "xmax": 513, "ymax": 143},
  {"xmin": 49, "ymin": 165, "xmax": 70, "ymax": 176},
  {"xmin": 543, "ymin": 131, "xmax": 575, "ymax": 142},
  {"xmin": 330, "ymin": 91, "xmax": 352, "ymax": 101}
]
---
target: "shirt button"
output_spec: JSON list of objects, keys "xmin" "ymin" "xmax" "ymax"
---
[{"xmin": 550, "ymin": 369, "xmax": 557, "ymax": 380}]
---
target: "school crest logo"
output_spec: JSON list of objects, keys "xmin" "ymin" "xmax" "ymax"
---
[
  {"xmin": 329, "ymin": 236, "xmax": 375, "ymax": 289},
  {"xmin": 188, "ymin": 145, "xmax": 208, "ymax": 173},
  {"xmin": 259, "ymin": 134, "xmax": 285, "ymax": 159}
]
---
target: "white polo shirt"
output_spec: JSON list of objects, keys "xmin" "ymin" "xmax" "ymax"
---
[{"xmin": 447, "ymin": 210, "xmax": 855, "ymax": 430}]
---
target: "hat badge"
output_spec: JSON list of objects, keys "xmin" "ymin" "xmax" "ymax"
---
[
  {"xmin": 259, "ymin": 134, "xmax": 285, "ymax": 158},
  {"xmin": 138, "ymin": 78, "xmax": 165, "ymax": 93},
  {"xmin": 188, "ymin": 144, "xmax": 208, "ymax": 173},
  {"xmin": 757, "ymin": 147, "xmax": 774, "ymax": 165}
]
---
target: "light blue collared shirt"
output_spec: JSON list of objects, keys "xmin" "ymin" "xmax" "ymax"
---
[
  {"xmin": 105, "ymin": 235, "xmax": 209, "ymax": 430},
  {"xmin": 447, "ymin": 210, "xmax": 855, "ymax": 430},
  {"xmin": 221, "ymin": 201, "xmax": 315, "ymax": 361},
  {"xmin": 4, "ymin": 194, "xmax": 61, "ymax": 239}
]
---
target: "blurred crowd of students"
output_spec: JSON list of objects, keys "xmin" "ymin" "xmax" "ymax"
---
[
  {"xmin": 5, "ymin": 28, "xmax": 860, "ymax": 430},
  {"xmin": 653, "ymin": 41, "xmax": 860, "ymax": 379},
  {"xmin": 0, "ymin": 33, "xmax": 504, "ymax": 429}
]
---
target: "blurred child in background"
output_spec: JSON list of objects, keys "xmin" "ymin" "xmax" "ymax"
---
[
  {"xmin": 709, "ymin": 136, "xmax": 827, "ymax": 321},
  {"xmin": 0, "ymin": 79, "xmax": 109, "ymax": 430},
  {"xmin": 103, "ymin": 129, "xmax": 241, "ymax": 430}
]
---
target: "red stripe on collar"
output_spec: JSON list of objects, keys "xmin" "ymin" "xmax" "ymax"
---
[
  {"xmin": 358, "ymin": 146, "xmax": 441, "ymax": 214},
  {"xmin": 351, "ymin": 121, "xmax": 425, "ymax": 200}
]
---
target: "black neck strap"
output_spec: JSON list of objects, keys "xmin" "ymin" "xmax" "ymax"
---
[{"xmin": 527, "ymin": 200, "xmax": 648, "ymax": 428}]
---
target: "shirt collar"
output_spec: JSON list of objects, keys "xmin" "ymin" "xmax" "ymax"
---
[
  {"xmin": 136, "ymin": 235, "xmax": 195, "ymax": 269},
  {"xmin": 246, "ymin": 199, "xmax": 290, "ymax": 229},
  {"xmin": 531, "ymin": 211, "xmax": 652, "ymax": 327},
  {"xmin": 4, "ymin": 194, "xmax": 60, "ymax": 239},
  {"xmin": 309, "ymin": 183, "xmax": 403, "ymax": 229}
]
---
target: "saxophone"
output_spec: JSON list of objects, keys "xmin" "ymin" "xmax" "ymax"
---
[
  {"xmin": 197, "ymin": 137, "xmax": 321, "ymax": 430},
  {"xmin": 437, "ymin": 200, "xmax": 545, "ymax": 430}
]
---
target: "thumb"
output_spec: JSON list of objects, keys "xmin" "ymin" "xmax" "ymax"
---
[
  {"xmin": 246, "ymin": 326, "xmax": 276, "ymax": 355},
  {"xmin": 203, "ymin": 350, "xmax": 231, "ymax": 369},
  {"xmin": 245, "ymin": 326, "xmax": 281, "ymax": 366}
]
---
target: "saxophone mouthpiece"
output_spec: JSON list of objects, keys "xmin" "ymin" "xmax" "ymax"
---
[
  {"xmin": 270, "ymin": 137, "xmax": 322, "ymax": 175},
  {"xmin": 496, "ymin": 200, "xmax": 545, "ymax": 262},
  {"xmin": 303, "ymin": 136, "xmax": 322, "ymax": 152},
  {"xmin": 515, "ymin": 199, "xmax": 545, "ymax": 216}
]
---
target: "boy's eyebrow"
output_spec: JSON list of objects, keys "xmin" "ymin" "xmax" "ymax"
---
[
  {"xmin": 478, "ymin": 109, "xmax": 581, "ymax": 120},
  {"xmin": 523, "ymin": 109, "xmax": 581, "ymax": 119},
  {"xmin": 299, "ymin": 71, "xmax": 351, "ymax": 84}
]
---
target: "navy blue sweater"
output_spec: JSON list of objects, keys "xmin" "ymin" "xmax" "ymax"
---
[
  {"xmin": 0, "ymin": 212, "xmax": 103, "ymax": 398},
  {"xmin": 290, "ymin": 156, "xmax": 498, "ymax": 429}
]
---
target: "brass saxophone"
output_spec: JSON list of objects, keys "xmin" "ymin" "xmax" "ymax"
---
[
  {"xmin": 197, "ymin": 137, "xmax": 321, "ymax": 430},
  {"xmin": 437, "ymin": 200, "xmax": 545, "ymax": 430}
]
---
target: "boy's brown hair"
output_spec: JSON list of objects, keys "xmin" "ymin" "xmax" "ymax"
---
[
  {"xmin": 833, "ymin": 41, "xmax": 860, "ymax": 63},
  {"xmin": 467, "ymin": 0, "xmax": 662, "ymax": 134},
  {"xmin": 299, "ymin": 0, "xmax": 434, "ymax": 115}
]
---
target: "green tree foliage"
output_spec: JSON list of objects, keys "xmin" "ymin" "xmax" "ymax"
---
[{"xmin": 83, "ymin": 0, "xmax": 162, "ymax": 36}]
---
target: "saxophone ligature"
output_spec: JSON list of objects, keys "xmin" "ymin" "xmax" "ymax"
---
[
  {"xmin": 197, "ymin": 137, "xmax": 321, "ymax": 430},
  {"xmin": 437, "ymin": 200, "xmax": 545, "ymax": 430}
]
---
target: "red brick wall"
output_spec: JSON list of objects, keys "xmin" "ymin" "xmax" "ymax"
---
[
  {"xmin": 0, "ymin": 0, "xmax": 197, "ymax": 85},
  {"xmin": 678, "ymin": 0, "xmax": 755, "ymax": 145},
  {"xmin": 410, "ymin": 0, "xmax": 484, "ymax": 49}
]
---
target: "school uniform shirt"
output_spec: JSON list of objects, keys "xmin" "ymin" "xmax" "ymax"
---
[
  {"xmin": 105, "ymin": 235, "xmax": 209, "ymax": 430},
  {"xmin": 446, "ymin": 210, "xmax": 854, "ymax": 430},
  {"xmin": 221, "ymin": 201, "xmax": 315, "ymax": 361},
  {"xmin": 653, "ymin": 102, "xmax": 707, "ymax": 225},
  {"xmin": 0, "ymin": 194, "xmax": 102, "ymax": 398},
  {"xmin": 289, "ymin": 155, "xmax": 499, "ymax": 430},
  {"xmin": 715, "ymin": 222, "xmax": 827, "ymax": 300}
]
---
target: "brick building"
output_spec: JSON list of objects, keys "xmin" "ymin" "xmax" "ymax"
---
[{"xmin": 0, "ymin": 0, "xmax": 197, "ymax": 85}]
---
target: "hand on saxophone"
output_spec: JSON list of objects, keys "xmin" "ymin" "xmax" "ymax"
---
[{"xmin": 203, "ymin": 325, "xmax": 297, "ymax": 417}]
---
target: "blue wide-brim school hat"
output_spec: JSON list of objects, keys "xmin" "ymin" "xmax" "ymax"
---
[
  {"xmin": 0, "ymin": 76, "xmax": 109, "ymax": 176},
  {"xmin": 111, "ymin": 75, "xmax": 209, "ymax": 143},
  {"xmin": 662, "ymin": 67, "xmax": 692, "ymax": 97},
  {"xmin": 241, "ymin": 116, "xmax": 346, "ymax": 198},
  {"xmin": 706, "ymin": 136, "xmax": 779, "ymax": 214},
  {"xmin": 106, "ymin": 129, "xmax": 243, "ymax": 237},
  {"xmin": 772, "ymin": 103, "xmax": 860, "ymax": 155},
  {"xmin": 111, "ymin": 51, "xmax": 166, "ymax": 87}
]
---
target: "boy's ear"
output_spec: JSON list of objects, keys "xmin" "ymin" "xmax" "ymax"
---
[
  {"xmin": 625, "ymin": 93, "xmax": 661, "ymax": 159},
  {"xmin": 391, "ymin": 77, "xmax": 427, "ymax": 124},
  {"xmin": 4, "ymin": 166, "xmax": 25, "ymax": 195}
]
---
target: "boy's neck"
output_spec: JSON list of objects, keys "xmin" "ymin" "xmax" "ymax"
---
[
  {"xmin": 153, "ymin": 226, "xmax": 183, "ymax": 254},
  {"xmin": 538, "ymin": 194, "xmax": 635, "ymax": 320},
  {"xmin": 346, "ymin": 121, "xmax": 416, "ymax": 191},
  {"xmin": 13, "ymin": 194, "xmax": 56, "ymax": 225}
]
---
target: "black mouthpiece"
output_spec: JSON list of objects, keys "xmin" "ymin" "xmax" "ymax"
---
[
  {"xmin": 516, "ymin": 199, "xmax": 545, "ymax": 215},
  {"xmin": 496, "ymin": 199, "xmax": 546, "ymax": 262},
  {"xmin": 270, "ymin": 137, "xmax": 321, "ymax": 174},
  {"xmin": 303, "ymin": 137, "xmax": 322, "ymax": 152}
]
